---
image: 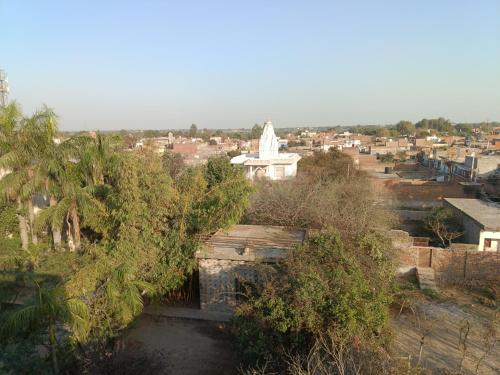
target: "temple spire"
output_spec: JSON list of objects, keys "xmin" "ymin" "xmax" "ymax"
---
[{"xmin": 258, "ymin": 121, "xmax": 279, "ymax": 159}]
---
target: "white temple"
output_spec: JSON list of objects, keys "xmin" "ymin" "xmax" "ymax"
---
[{"xmin": 230, "ymin": 121, "xmax": 301, "ymax": 180}]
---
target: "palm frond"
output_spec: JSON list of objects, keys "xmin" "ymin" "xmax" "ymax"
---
[
  {"xmin": 33, "ymin": 204, "xmax": 57, "ymax": 233},
  {"xmin": 65, "ymin": 298, "xmax": 91, "ymax": 343},
  {"xmin": 0, "ymin": 305, "xmax": 41, "ymax": 337}
]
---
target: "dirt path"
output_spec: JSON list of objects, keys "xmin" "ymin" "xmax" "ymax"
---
[
  {"xmin": 392, "ymin": 294, "xmax": 499, "ymax": 374},
  {"xmin": 122, "ymin": 314, "xmax": 237, "ymax": 375}
]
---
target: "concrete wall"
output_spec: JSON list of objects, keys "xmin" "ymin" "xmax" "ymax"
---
[
  {"xmin": 245, "ymin": 163, "xmax": 298, "ymax": 180},
  {"xmin": 458, "ymin": 211, "xmax": 482, "ymax": 244},
  {"xmin": 478, "ymin": 231, "xmax": 500, "ymax": 251}
]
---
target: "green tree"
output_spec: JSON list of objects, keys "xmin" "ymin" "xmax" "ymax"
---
[
  {"xmin": 0, "ymin": 105, "xmax": 57, "ymax": 250},
  {"xmin": 395, "ymin": 120, "xmax": 415, "ymax": 135},
  {"xmin": 250, "ymin": 123, "xmax": 263, "ymax": 139},
  {"xmin": 376, "ymin": 127, "xmax": 390, "ymax": 138},
  {"xmin": 1, "ymin": 284, "xmax": 90, "ymax": 374},
  {"xmin": 189, "ymin": 123, "xmax": 197, "ymax": 138},
  {"xmin": 416, "ymin": 117, "xmax": 453, "ymax": 133},
  {"xmin": 454, "ymin": 123, "xmax": 473, "ymax": 136},
  {"xmin": 175, "ymin": 157, "xmax": 253, "ymax": 236}
]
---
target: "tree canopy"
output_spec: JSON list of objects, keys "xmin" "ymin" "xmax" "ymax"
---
[{"xmin": 0, "ymin": 103, "xmax": 253, "ymax": 373}]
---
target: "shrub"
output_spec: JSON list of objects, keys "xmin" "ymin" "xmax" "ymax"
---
[{"xmin": 232, "ymin": 231, "xmax": 394, "ymax": 369}]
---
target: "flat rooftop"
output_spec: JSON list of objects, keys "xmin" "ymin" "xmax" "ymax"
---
[
  {"xmin": 196, "ymin": 224, "xmax": 306, "ymax": 261},
  {"xmin": 444, "ymin": 198, "xmax": 500, "ymax": 231},
  {"xmin": 230, "ymin": 153, "xmax": 301, "ymax": 166}
]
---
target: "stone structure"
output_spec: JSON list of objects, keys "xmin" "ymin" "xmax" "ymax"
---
[
  {"xmin": 230, "ymin": 121, "xmax": 301, "ymax": 180},
  {"xmin": 195, "ymin": 225, "xmax": 306, "ymax": 313}
]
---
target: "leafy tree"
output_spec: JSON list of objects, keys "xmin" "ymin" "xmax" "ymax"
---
[
  {"xmin": 395, "ymin": 120, "xmax": 415, "ymax": 135},
  {"xmin": 1, "ymin": 284, "xmax": 90, "ymax": 374},
  {"xmin": 250, "ymin": 123, "xmax": 263, "ymax": 139},
  {"xmin": 454, "ymin": 123, "xmax": 473, "ymax": 136},
  {"xmin": 425, "ymin": 207, "xmax": 464, "ymax": 246},
  {"xmin": 177, "ymin": 157, "xmax": 253, "ymax": 236},
  {"xmin": 416, "ymin": 117, "xmax": 453, "ymax": 133},
  {"xmin": 380, "ymin": 152, "xmax": 395, "ymax": 162},
  {"xmin": 189, "ymin": 123, "xmax": 197, "ymax": 138},
  {"xmin": 376, "ymin": 127, "xmax": 390, "ymax": 138},
  {"xmin": 0, "ymin": 105, "xmax": 57, "ymax": 250}
]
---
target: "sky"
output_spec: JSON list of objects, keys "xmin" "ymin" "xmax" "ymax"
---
[{"xmin": 2, "ymin": 0, "xmax": 499, "ymax": 130}]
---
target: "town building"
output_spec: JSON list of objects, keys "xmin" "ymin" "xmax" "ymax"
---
[
  {"xmin": 195, "ymin": 225, "xmax": 307, "ymax": 312},
  {"xmin": 444, "ymin": 198, "xmax": 500, "ymax": 251},
  {"xmin": 230, "ymin": 121, "xmax": 301, "ymax": 180}
]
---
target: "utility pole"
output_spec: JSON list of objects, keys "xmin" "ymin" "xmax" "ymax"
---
[{"xmin": 0, "ymin": 69, "xmax": 9, "ymax": 108}]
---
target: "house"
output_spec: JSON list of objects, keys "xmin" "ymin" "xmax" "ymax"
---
[
  {"xmin": 195, "ymin": 225, "xmax": 307, "ymax": 312},
  {"xmin": 230, "ymin": 121, "xmax": 301, "ymax": 180},
  {"xmin": 444, "ymin": 198, "xmax": 500, "ymax": 251}
]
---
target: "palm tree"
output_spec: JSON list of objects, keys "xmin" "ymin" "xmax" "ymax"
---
[
  {"xmin": 1, "ymin": 284, "xmax": 90, "ymax": 374},
  {"xmin": 33, "ymin": 135, "xmax": 109, "ymax": 252},
  {"xmin": 0, "ymin": 105, "xmax": 57, "ymax": 250}
]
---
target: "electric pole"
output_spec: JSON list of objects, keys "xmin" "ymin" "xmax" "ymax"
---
[{"xmin": 0, "ymin": 69, "xmax": 9, "ymax": 108}]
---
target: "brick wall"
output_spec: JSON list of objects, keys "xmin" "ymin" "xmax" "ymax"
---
[{"xmin": 398, "ymin": 246, "xmax": 500, "ymax": 287}]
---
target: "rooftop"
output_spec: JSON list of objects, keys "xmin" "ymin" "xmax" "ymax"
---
[
  {"xmin": 444, "ymin": 198, "xmax": 500, "ymax": 231},
  {"xmin": 196, "ymin": 224, "xmax": 306, "ymax": 261},
  {"xmin": 231, "ymin": 152, "xmax": 301, "ymax": 166}
]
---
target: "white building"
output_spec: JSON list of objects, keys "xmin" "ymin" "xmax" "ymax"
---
[
  {"xmin": 444, "ymin": 198, "xmax": 500, "ymax": 251},
  {"xmin": 230, "ymin": 121, "xmax": 301, "ymax": 180}
]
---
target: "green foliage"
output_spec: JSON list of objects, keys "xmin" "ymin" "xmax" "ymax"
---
[
  {"xmin": 422, "ymin": 288, "xmax": 440, "ymax": 300},
  {"xmin": 454, "ymin": 123, "xmax": 473, "ymax": 136},
  {"xmin": 395, "ymin": 120, "xmax": 415, "ymax": 135},
  {"xmin": 0, "ymin": 201, "xmax": 18, "ymax": 237},
  {"xmin": 233, "ymin": 231, "xmax": 394, "ymax": 365},
  {"xmin": 1, "ymin": 103, "xmax": 255, "ymax": 371},
  {"xmin": 298, "ymin": 149, "xmax": 355, "ymax": 182},
  {"xmin": 380, "ymin": 152, "xmax": 395, "ymax": 162},
  {"xmin": 376, "ymin": 127, "xmax": 390, "ymax": 138},
  {"xmin": 0, "ymin": 338, "xmax": 53, "ymax": 375},
  {"xmin": 250, "ymin": 123, "xmax": 263, "ymax": 139},
  {"xmin": 415, "ymin": 117, "xmax": 453, "ymax": 133},
  {"xmin": 189, "ymin": 123, "xmax": 197, "ymax": 137},
  {"xmin": 227, "ymin": 149, "xmax": 241, "ymax": 158},
  {"xmin": 175, "ymin": 157, "xmax": 253, "ymax": 236}
]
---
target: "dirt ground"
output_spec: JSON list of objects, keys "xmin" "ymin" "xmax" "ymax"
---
[
  {"xmin": 392, "ymin": 287, "xmax": 499, "ymax": 374},
  {"xmin": 118, "ymin": 287, "xmax": 498, "ymax": 375},
  {"xmin": 122, "ymin": 314, "xmax": 237, "ymax": 375}
]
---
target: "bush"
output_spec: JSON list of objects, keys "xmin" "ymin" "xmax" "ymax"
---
[
  {"xmin": 380, "ymin": 153, "xmax": 394, "ymax": 162},
  {"xmin": 232, "ymin": 231, "xmax": 394, "ymax": 369}
]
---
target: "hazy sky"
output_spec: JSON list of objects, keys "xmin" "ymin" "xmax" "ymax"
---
[{"xmin": 2, "ymin": 0, "xmax": 499, "ymax": 130}]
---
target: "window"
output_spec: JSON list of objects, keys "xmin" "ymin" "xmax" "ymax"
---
[{"xmin": 484, "ymin": 238, "xmax": 492, "ymax": 249}]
